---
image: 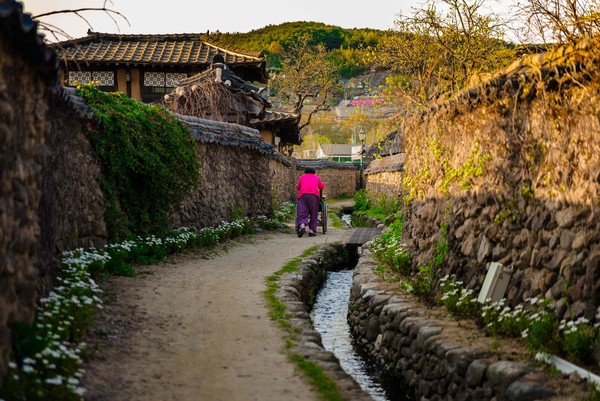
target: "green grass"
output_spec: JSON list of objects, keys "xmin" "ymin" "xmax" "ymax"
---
[
  {"xmin": 263, "ymin": 246, "xmax": 317, "ymax": 329},
  {"xmin": 329, "ymin": 193, "xmax": 353, "ymax": 201},
  {"xmin": 289, "ymin": 354, "xmax": 343, "ymax": 401},
  {"xmin": 263, "ymin": 245, "xmax": 344, "ymax": 401},
  {"xmin": 328, "ymin": 211, "xmax": 345, "ymax": 229}
]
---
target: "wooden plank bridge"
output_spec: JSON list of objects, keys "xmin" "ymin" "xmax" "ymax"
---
[{"xmin": 345, "ymin": 227, "xmax": 384, "ymax": 248}]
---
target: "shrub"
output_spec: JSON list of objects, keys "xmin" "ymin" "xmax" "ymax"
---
[
  {"xmin": 370, "ymin": 217, "xmax": 411, "ymax": 275},
  {"xmin": 78, "ymin": 84, "xmax": 199, "ymax": 240},
  {"xmin": 353, "ymin": 189, "xmax": 371, "ymax": 211}
]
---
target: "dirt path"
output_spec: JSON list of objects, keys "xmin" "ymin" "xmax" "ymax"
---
[{"xmin": 82, "ymin": 204, "xmax": 352, "ymax": 401}]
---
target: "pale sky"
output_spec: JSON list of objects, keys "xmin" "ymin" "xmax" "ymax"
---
[{"xmin": 22, "ymin": 0, "xmax": 415, "ymax": 41}]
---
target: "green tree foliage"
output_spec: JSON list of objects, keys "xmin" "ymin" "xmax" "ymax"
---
[
  {"xmin": 376, "ymin": 0, "xmax": 515, "ymax": 107},
  {"xmin": 77, "ymin": 84, "xmax": 199, "ymax": 240}
]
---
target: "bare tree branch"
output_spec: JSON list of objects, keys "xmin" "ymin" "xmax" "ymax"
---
[{"xmin": 31, "ymin": 2, "xmax": 130, "ymax": 41}]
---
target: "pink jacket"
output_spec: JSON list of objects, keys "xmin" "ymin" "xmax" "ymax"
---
[{"xmin": 296, "ymin": 173, "xmax": 325, "ymax": 199}]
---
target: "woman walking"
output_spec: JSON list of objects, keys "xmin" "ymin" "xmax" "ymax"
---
[{"xmin": 296, "ymin": 167, "xmax": 325, "ymax": 237}]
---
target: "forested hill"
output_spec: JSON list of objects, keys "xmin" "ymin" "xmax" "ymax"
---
[{"xmin": 210, "ymin": 21, "xmax": 387, "ymax": 77}]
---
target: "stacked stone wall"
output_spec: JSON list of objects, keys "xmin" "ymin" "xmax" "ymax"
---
[
  {"xmin": 364, "ymin": 153, "xmax": 405, "ymax": 201},
  {"xmin": 0, "ymin": 36, "xmax": 50, "ymax": 384},
  {"xmin": 365, "ymin": 171, "xmax": 403, "ymax": 200},
  {"xmin": 38, "ymin": 92, "xmax": 107, "ymax": 277},
  {"xmin": 172, "ymin": 143, "xmax": 273, "ymax": 228},
  {"xmin": 269, "ymin": 158, "xmax": 297, "ymax": 205},
  {"xmin": 369, "ymin": 40, "xmax": 600, "ymax": 322}
]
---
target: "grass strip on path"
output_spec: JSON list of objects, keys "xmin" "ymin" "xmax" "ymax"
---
[{"xmin": 263, "ymin": 245, "xmax": 343, "ymax": 401}]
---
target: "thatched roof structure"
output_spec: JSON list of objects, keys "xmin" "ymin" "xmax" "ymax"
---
[
  {"xmin": 165, "ymin": 63, "xmax": 301, "ymax": 146},
  {"xmin": 164, "ymin": 64, "xmax": 268, "ymax": 125}
]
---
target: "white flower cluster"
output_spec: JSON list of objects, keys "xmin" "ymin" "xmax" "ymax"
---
[
  {"xmin": 6, "ymin": 247, "xmax": 103, "ymax": 398},
  {"xmin": 558, "ymin": 316, "xmax": 594, "ymax": 335},
  {"xmin": 273, "ymin": 202, "xmax": 295, "ymax": 221},
  {"xmin": 4, "ymin": 204, "xmax": 291, "ymax": 399}
]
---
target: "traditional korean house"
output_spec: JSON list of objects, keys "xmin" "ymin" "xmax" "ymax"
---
[
  {"xmin": 52, "ymin": 31, "xmax": 267, "ymax": 103},
  {"xmin": 164, "ymin": 61, "xmax": 300, "ymax": 153}
]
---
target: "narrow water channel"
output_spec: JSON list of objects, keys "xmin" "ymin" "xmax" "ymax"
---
[{"xmin": 310, "ymin": 269, "xmax": 411, "ymax": 401}]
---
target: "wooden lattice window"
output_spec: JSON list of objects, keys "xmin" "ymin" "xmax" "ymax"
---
[
  {"xmin": 68, "ymin": 71, "xmax": 115, "ymax": 86},
  {"xmin": 143, "ymin": 72, "xmax": 188, "ymax": 103}
]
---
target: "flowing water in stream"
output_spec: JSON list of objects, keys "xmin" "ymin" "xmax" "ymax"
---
[{"xmin": 311, "ymin": 269, "xmax": 411, "ymax": 401}]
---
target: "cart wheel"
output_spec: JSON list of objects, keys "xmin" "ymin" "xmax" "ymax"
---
[{"xmin": 322, "ymin": 205, "xmax": 328, "ymax": 234}]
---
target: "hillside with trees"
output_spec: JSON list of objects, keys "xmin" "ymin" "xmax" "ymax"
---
[{"xmin": 210, "ymin": 21, "xmax": 383, "ymax": 78}]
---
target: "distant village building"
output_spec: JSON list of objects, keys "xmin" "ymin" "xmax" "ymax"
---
[
  {"xmin": 52, "ymin": 31, "xmax": 267, "ymax": 104},
  {"xmin": 317, "ymin": 144, "xmax": 355, "ymax": 163},
  {"xmin": 334, "ymin": 96, "xmax": 396, "ymax": 120}
]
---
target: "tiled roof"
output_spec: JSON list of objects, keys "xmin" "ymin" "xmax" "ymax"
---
[
  {"xmin": 364, "ymin": 153, "xmax": 404, "ymax": 174},
  {"xmin": 250, "ymin": 110, "xmax": 299, "ymax": 125},
  {"xmin": 175, "ymin": 113, "xmax": 293, "ymax": 166},
  {"xmin": 52, "ymin": 31, "xmax": 264, "ymax": 67},
  {"xmin": 320, "ymin": 144, "xmax": 354, "ymax": 156},
  {"xmin": 0, "ymin": 0, "xmax": 58, "ymax": 84},
  {"xmin": 347, "ymin": 97, "xmax": 385, "ymax": 106},
  {"xmin": 366, "ymin": 129, "xmax": 403, "ymax": 157}
]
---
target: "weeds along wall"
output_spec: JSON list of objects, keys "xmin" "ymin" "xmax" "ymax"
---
[{"xmin": 400, "ymin": 39, "xmax": 600, "ymax": 322}]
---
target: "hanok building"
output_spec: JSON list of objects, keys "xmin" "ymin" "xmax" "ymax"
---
[
  {"xmin": 52, "ymin": 31, "xmax": 268, "ymax": 104},
  {"xmin": 53, "ymin": 31, "xmax": 300, "ymax": 152}
]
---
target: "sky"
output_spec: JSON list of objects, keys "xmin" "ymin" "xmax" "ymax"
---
[{"xmin": 21, "ymin": 0, "xmax": 415, "ymax": 41}]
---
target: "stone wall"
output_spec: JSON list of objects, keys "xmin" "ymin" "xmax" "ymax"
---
[
  {"xmin": 0, "ymin": 32, "xmax": 49, "ymax": 385},
  {"xmin": 38, "ymin": 89, "xmax": 107, "ymax": 273},
  {"xmin": 172, "ymin": 143, "xmax": 273, "ymax": 227},
  {"xmin": 348, "ymin": 248, "xmax": 588, "ymax": 401},
  {"xmin": 373, "ymin": 40, "xmax": 600, "ymax": 322},
  {"xmin": 364, "ymin": 153, "xmax": 404, "ymax": 201},
  {"xmin": 269, "ymin": 158, "xmax": 297, "ymax": 205}
]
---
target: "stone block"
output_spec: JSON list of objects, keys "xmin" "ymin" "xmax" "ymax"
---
[
  {"xmin": 415, "ymin": 325, "xmax": 443, "ymax": 349},
  {"xmin": 466, "ymin": 359, "xmax": 490, "ymax": 387},
  {"xmin": 486, "ymin": 361, "xmax": 531, "ymax": 390},
  {"xmin": 506, "ymin": 380, "xmax": 555, "ymax": 401},
  {"xmin": 446, "ymin": 347, "xmax": 491, "ymax": 377}
]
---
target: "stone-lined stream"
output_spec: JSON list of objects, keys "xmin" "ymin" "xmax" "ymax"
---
[{"xmin": 310, "ymin": 269, "xmax": 411, "ymax": 401}]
